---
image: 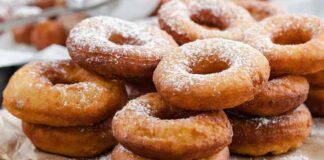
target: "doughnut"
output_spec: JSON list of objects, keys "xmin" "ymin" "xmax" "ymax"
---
[
  {"xmin": 66, "ymin": 16, "xmax": 178, "ymax": 79},
  {"xmin": 244, "ymin": 14, "xmax": 324, "ymax": 75},
  {"xmin": 112, "ymin": 93, "xmax": 233, "ymax": 160},
  {"xmin": 34, "ymin": 0, "xmax": 66, "ymax": 9},
  {"xmin": 231, "ymin": 0, "xmax": 282, "ymax": 21},
  {"xmin": 22, "ymin": 118, "xmax": 116, "ymax": 157},
  {"xmin": 228, "ymin": 104, "xmax": 312, "ymax": 156},
  {"xmin": 31, "ymin": 19, "xmax": 67, "ymax": 50},
  {"xmin": 153, "ymin": 38, "xmax": 270, "ymax": 110},
  {"xmin": 125, "ymin": 79, "xmax": 156, "ymax": 100},
  {"xmin": 305, "ymin": 88, "xmax": 324, "ymax": 116},
  {"xmin": 158, "ymin": 0, "xmax": 255, "ymax": 44},
  {"xmin": 150, "ymin": 0, "xmax": 170, "ymax": 16},
  {"xmin": 111, "ymin": 144, "xmax": 230, "ymax": 160},
  {"xmin": 3, "ymin": 60, "xmax": 127, "ymax": 127},
  {"xmin": 11, "ymin": 24, "xmax": 34, "ymax": 44},
  {"xmin": 306, "ymin": 70, "xmax": 324, "ymax": 88},
  {"xmin": 234, "ymin": 75, "xmax": 309, "ymax": 116},
  {"xmin": 10, "ymin": 6, "xmax": 42, "ymax": 44}
]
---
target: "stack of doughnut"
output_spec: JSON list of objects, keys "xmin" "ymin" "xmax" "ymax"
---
[
  {"xmin": 4, "ymin": 1, "xmax": 86, "ymax": 50},
  {"xmin": 3, "ymin": 60, "xmax": 127, "ymax": 157},
  {"xmin": 3, "ymin": 0, "xmax": 323, "ymax": 159}
]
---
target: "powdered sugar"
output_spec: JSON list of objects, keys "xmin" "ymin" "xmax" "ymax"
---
[
  {"xmin": 155, "ymin": 38, "xmax": 268, "ymax": 93},
  {"xmin": 158, "ymin": 0, "xmax": 255, "ymax": 40},
  {"xmin": 68, "ymin": 16, "xmax": 176, "ymax": 59},
  {"xmin": 244, "ymin": 14, "xmax": 322, "ymax": 56}
]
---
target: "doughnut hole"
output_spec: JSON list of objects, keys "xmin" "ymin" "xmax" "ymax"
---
[
  {"xmin": 109, "ymin": 33, "xmax": 144, "ymax": 46},
  {"xmin": 43, "ymin": 63, "xmax": 90, "ymax": 85},
  {"xmin": 190, "ymin": 10, "xmax": 229, "ymax": 30},
  {"xmin": 272, "ymin": 27, "xmax": 313, "ymax": 45},
  {"xmin": 188, "ymin": 55, "xmax": 230, "ymax": 74}
]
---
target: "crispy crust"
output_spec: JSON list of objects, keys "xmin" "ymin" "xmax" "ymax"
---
[
  {"xmin": 231, "ymin": 0, "xmax": 282, "ymax": 21},
  {"xmin": 31, "ymin": 20, "xmax": 67, "ymax": 50},
  {"xmin": 306, "ymin": 70, "xmax": 324, "ymax": 88},
  {"xmin": 66, "ymin": 16, "xmax": 178, "ymax": 79},
  {"xmin": 111, "ymin": 144, "xmax": 230, "ymax": 160},
  {"xmin": 158, "ymin": 0, "xmax": 255, "ymax": 44},
  {"xmin": 229, "ymin": 104, "xmax": 312, "ymax": 156},
  {"xmin": 305, "ymin": 88, "xmax": 324, "ymax": 116},
  {"xmin": 112, "ymin": 93, "xmax": 233, "ymax": 160},
  {"xmin": 3, "ymin": 60, "xmax": 127, "ymax": 127},
  {"xmin": 22, "ymin": 118, "xmax": 116, "ymax": 157},
  {"xmin": 244, "ymin": 14, "xmax": 324, "ymax": 75},
  {"xmin": 235, "ymin": 75, "xmax": 309, "ymax": 116},
  {"xmin": 153, "ymin": 38, "xmax": 270, "ymax": 110}
]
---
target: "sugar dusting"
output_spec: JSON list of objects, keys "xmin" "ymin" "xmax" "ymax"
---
[
  {"xmin": 158, "ymin": 0, "xmax": 255, "ymax": 37},
  {"xmin": 25, "ymin": 61, "xmax": 108, "ymax": 109},
  {"xmin": 155, "ymin": 38, "xmax": 268, "ymax": 94},
  {"xmin": 244, "ymin": 14, "xmax": 322, "ymax": 56},
  {"xmin": 68, "ymin": 16, "xmax": 176, "ymax": 59}
]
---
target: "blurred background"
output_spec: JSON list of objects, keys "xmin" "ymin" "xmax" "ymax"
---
[{"xmin": 0, "ymin": 0, "xmax": 323, "ymax": 105}]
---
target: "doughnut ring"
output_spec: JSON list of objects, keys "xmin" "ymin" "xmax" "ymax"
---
[
  {"xmin": 228, "ymin": 104, "xmax": 312, "ymax": 156},
  {"xmin": 31, "ymin": 19, "xmax": 67, "ymax": 50},
  {"xmin": 111, "ymin": 144, "xmax": 230, "ymax": 160},
  {"xmin": 306, "ymin": 70, "xmax": 324, "ymax": 88},
  {"xmin": 67, "ymin": 16, "xmax": 178, "ymax": 79},
  {"xmin": 3, "ymin": 60, "xmax": 127, "ymax": 127},
  {"xmin": 22, "ymin": 118, "xmax": 116, "ymax": 157},
  {"xmin": 244, "ymin": 14, "xmax": 324, "ymax": 75},
  {"xmin": 158, "ymin": 0, "xmax": 255, "ymax": 44},
  {"xmin": 231, "ymin": 0, "xmax": 282, "ymax": 21},
  {"xmin": 235, "ymin": 75, "xmax": 309, "ymax": 116},
  {"xmin": 153, "ymin": 38, "xmax": 270, "ymax": 110},
  {"xmin": 305, "ymin": 88, "xmax": 324, "ymax": 116},
  {"xmin": 112, "ymin": 93, "xmax": 233, "ymax": 160}
]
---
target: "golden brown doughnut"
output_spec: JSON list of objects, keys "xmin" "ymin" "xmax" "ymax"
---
[
  {"xmin": 306, "ymin": 70, "xmax": 324, "ymax": 88},
  {"xmin": 111, "ymin": 144, "xmax": 230, "ymax": 160},
  {"xmin": 67, "ymin": 16, "xmax": 178, "ymax": 79},
  {"xmin": 235, "ymin": 75, "xmax": 309, "ymax": 116},
  {"xmin": 158, "ymin": 0, "xmax": 255, "ymax": 44},
  {"xmin": 112, "ymin": 93, "xmax": 233, "ymax": 160},
  {"xmin": 11, "ymin": 24, "xmax": 34, "ymax": 44},
  {"xmin": 10, "ymin": 6, "xmax": 42, "ymax": 44},
  {"xmin": 22, "ymin": 118, "xmax": 116, "ymax": 157},
  {"xmin": 153, "ymin": 38, "xmax": 270, "ymax": 110},
  {"xmin": 31, "ymin": 19, "xmax": 67, "ymax": 50},
  {"xmin": 231, "ymin": 0, "xmax": 282, "ymax": 21},
  {"xmin": 3, "ymin": 60, "xmax": 127, "ymax": 127},
  {"xmin": 244, "ymin": 14, "xmax": 324, "ymax": 75},
  {"xmin": 34, "ymin": 0, "xmax": 66, "ymax": 9},
  {"xmin": 305, "ymin": 88, "xmax": 324, "ymax": 116},
  {"xmin": 228, "ymin": 104, "xmax": 312, "ymax": 156}
]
